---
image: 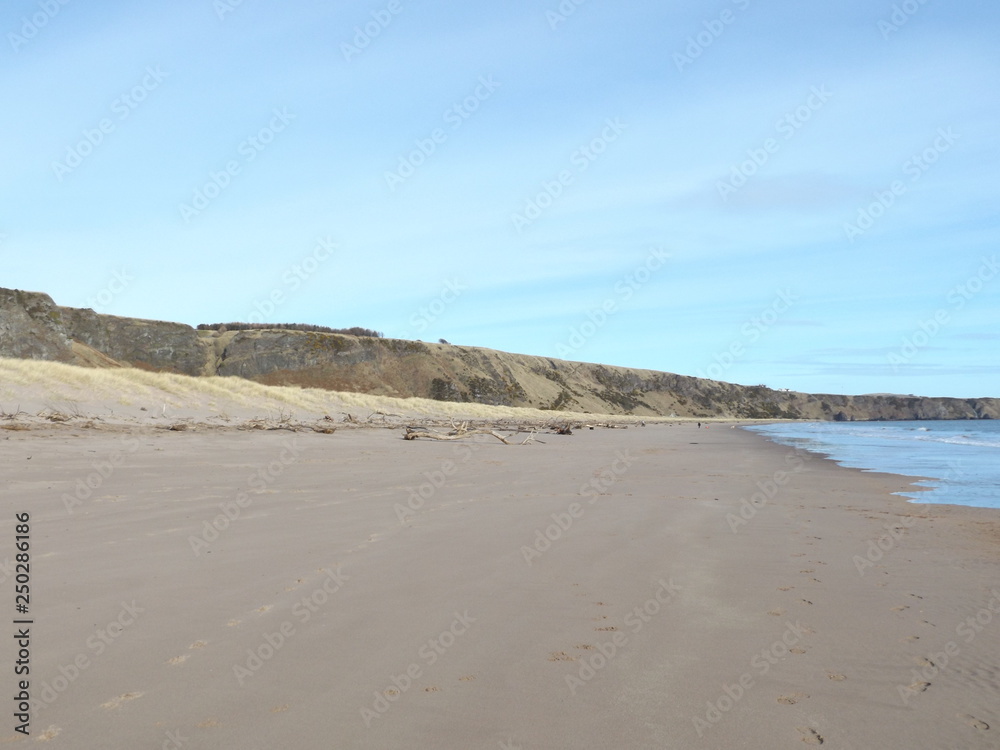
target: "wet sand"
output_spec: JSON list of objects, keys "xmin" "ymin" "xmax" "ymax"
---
[{"xmin": 1, "ymin": 421, "xmax": 998, "ymax": 748}]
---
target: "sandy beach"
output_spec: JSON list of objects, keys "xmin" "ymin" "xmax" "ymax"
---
[{"xmin": 2, "ymin": 419, "xmax": 998, "ymax": 748}]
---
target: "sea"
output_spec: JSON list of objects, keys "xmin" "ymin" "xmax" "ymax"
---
[{"xmin": 744, "ymin": 420, "xmax": 1000, "ymax": 510}]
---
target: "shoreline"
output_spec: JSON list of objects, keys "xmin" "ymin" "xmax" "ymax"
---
[
  {"xmin": 1, "ymin": 420, "xmax": 997, "ymax": 747},
  {"xmin": 742, "ymin": 420, "xmax": 1000, "ymax": 513}
]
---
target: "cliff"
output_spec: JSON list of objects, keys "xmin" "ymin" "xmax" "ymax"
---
[{"xmin": 1, "ymin": 287, "xmax": 996, "ymax": 420}]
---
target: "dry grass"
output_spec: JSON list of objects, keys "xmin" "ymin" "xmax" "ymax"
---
[{"xmin": 0, "ymin": 358, "xmax": 685, "ymax": 424}]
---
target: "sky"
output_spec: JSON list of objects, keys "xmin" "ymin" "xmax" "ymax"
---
[{"xmin": 2, "ymin": 0, "xmax": 998, "ymax": 399}]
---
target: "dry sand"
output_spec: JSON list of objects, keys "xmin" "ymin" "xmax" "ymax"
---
[{"xmin": 1, "ymin": 415, "xmax": 999, "ymax": 748}]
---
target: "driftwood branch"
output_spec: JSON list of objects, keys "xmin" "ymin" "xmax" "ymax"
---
[{"xmin": 403, "ymin": 427, "xmax": 514, "ymax": 444}]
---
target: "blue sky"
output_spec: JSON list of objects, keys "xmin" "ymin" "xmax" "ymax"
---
[{"xmin": 2, "ymin": 0, "xmax": 998, "ymax": 398}]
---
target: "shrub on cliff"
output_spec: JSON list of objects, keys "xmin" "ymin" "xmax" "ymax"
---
[{"xmin": 197, "ymin": 322, "xmax": 383, "ymax": 337}]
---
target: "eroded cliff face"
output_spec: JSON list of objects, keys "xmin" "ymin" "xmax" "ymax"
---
[
  {"xmin": 0, "ymin": 289, "xmax": 74, "ymax": 361},
  {"xmin": 62, "ymin": 306, "xmax": 213, "ymax": 375},
  {"xmin": 1, "ymin": 286, "xmax": 997, "ymax": 420}
]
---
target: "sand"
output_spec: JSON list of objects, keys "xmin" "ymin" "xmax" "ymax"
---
[{"xmin": 1, "ymin": 417, "xmax": 998, "ymax": 748}]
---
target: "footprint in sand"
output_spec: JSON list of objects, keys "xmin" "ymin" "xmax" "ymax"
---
[
  {"xmin": 190, "ymin": 640, "xmax": 207, "ymax": 649},
  {"xmin": 914, "ymin": 657, "xmax": 935, "ymax": 667},
  {"xmin": 227, "ymin": 619, "xmax": 241, "ymax": 627},
  {"xmin": 768, "ymin": 609, "xmax": 786, "ymax": 617},
  {"xmin": 797, "ymin": 726, "xmax": 824, "ymax": 745},
  {"xmin": 458, "ymin": 675, "xmax": 476, "ymax": 681},
  {"xmin": 827, "ymin": 673, "xmax": 846, "ymax": 682},
  {"xmin": 197, "ymin": 719, "xmax": 220, "ymax": 728},
  {"xmin": 548, "ymin": 652, "xmax": 577, "ymax": 662},
  {"xmin": 800, "ymin": 599, "xmax": 814, "ymax": 606},
  {"xmin": 595, "ymin": 626, "xmax": 617, "ymax": 632},
  {"xmin": 778, "ymin": 586, "xmax": 795, "ymax": 591},
  {"xmin": 256, "ymin": 605, "xmax": 272, "ymax": 614},
  {"xmin": 791, "ymin": 553, "xmax": 806, "ymax": 557},
  {"xmin": 891, "ymin": 605, "xmax": 909, "ymax": 612},
  {"xmin": 958, "ymin": 714, "xmax": 990, "ymax": 730},
  {"xmin": 574, "ymin": 644, "xmax": 595, "ymax": 651},
  {"xmin": 423, "ymin": 686, "xmax": 440, "ymax": 692},
  {"xmin": 166, "ymin": 654, "xmax": 190, "ymax": 666},
  {"xmin": 907, "ymin": 681, "xmax": 931, "ymax": 693},
  {"xmin": 790, "ymin": 647, "xmax": 807, "ymax": 654},
  {"xmin": 102, "ymin": 692, "xmax": 143, "ymax": 710},
  {"xmin": 271, "ymin": 705, "xmax": 289, "ymax": 713},
  {"xmin": 36, "ymin": 725, "xmax": 60, "ymax": 741},
  {"xmin": 800, "ymin": 569, "xmax": 815, "ymax": 574},
  {"xmin": 778, "ymin": 692, "xmax": 809, "ymax": 705}
]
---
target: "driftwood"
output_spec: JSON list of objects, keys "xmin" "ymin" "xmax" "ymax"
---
[
  {"xmin": 403, "ymin": 422, "xmax": 552, "ymax": 445},
  {"xmin": 404, "ymin": 427, "xmax": 514, "ymax": 444},
  {"xmin": 236, "ymin": 418, "xmax": 336, "ymax": 434}
]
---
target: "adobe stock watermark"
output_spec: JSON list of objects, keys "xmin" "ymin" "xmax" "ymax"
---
[
  {"xmin": 61, "ymin": 434, "xmax": 141, "ymax": 515},
  {"xmin": 565, "ymin": 577, "xmax": 681, "ymax": 695},
  {"xmin": 521, "ymin": 450, "xmax": 636, "ymax": 565},
  {"xmin": 341, "ymin": 0, "xmax": 403, "ymax": 62},
  {"xmin": 188, "ymin": 437, "xmax": 303, "ymax": 555},
  {"xmin": 233, "ymin": 566, "xmax": 349, "ymax": 686},
  {"xmin": 546, "ymin": 0, "xmax": 588, "ymax": 30},
  {"xmin": 510, "ymin": 117, "xmax": 626, "ymax": 233},
  {"xmin": 853, "ymin": 461, "xmax": 962, "ymax": 575},
  {"xmin": 360, "ymin": 610, "xmax": 476, "ymax": 726},
  {"xmin": 214, "ymin": 0, "xmax": 248, "ymax": 21},
  {"xmin": 385, "ymin": 75, "xmax": 501, "ymax": 191},
  {"xmin": 896, "ymin": 590, "xmax": 1000, "ymax": 705},
  {"xmin": 243, "ymin": 237, "xmax": 336, "ymax": 324},
  {"xmin": 844, "ymin": 127, "xmax": 959, "ymax": 242},
  {"xmin": 402, "ymin": 278, "xmax": 467, "ymax": 337},
  {"xmin": 86, "ymin": 268, "xmax": 133, "ymax": 312},
  {"xmin": 394, "ymin": 453, "xmax": 458, "ymax": 524},
  {"xmin": 553, "ymin": 248, "xmax": 668, "ymax": 358},
  {"xmin": 853, "ymin": 514, "xmax": 919, "ymax": 576},
  {"xmin": 395, "ymin": 434, "xmax": 495, "ymax": 524},
  {"xmin": 696, "ymin": 289, "xmax": 797, "ymax": 380},
  {"xmin": 7, "ymin": 0, "xmax": 72, "ymax": 53},
  {"xmin": 51, "ymin": 66, "xmax": 168, "ymax": 182},
  {"xmin": 886, "ymin": 256, "xmax": 997, "ymax": 371},
  {"xmin": 178, "ymin": 107, "xmax": 295, "ymax": 222},
  {"xmin": 879, "ymin": 0, "xmax": 931, "ymax": 39},
  {"xmin": 716, "ymin": 86, "xmax": 832, "ymax": 201},
  {"xmin": 725, "ymin": 450, "xmax": 811, "ymax": 533},
  {"xmin": 693, "ymin": 619, "xmax": 809, "ymax": 737},
  {"xmin": 157, "ymin": 729, "xmax": 187, "ymax": 750},
  {"xmin": 673, "ymin": 0, "xmax": 751, "ymax": 72},
  {"xmin": 30, "ymin": 600, "xmax": 144, "ymax": 714}
]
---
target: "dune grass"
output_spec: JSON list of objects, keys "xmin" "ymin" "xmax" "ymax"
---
[{"xmin": 0, "ymin": 358, "xmax": 687, "ymax": 423}]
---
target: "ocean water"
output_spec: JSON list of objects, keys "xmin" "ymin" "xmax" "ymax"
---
[{"xmin": 744, "ymin": 420, "xmax": 1000, "ymax": 510}]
